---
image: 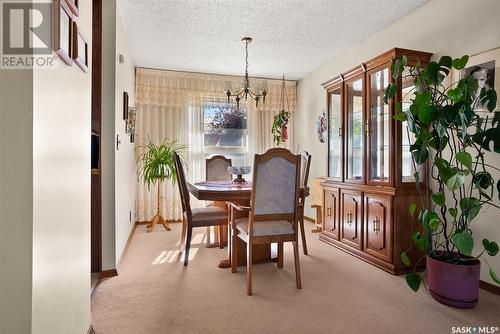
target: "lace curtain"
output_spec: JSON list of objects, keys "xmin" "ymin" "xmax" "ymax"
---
[{"xmin": 135, "ymin": 68, "xmax": 297, "ymax": 221}]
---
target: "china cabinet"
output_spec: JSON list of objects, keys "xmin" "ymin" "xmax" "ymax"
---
[{"xmin": 321, "ymin": 48, "xmax": 432, "ymax": 275}]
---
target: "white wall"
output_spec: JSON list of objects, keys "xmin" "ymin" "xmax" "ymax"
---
[
  {"xmin": 0, "ymin": 69, "xmax": 33, "ymax": 334},
  {"xmin": 114, "ymin": 0, "xmax": 136, "ymax": 265},
  {"xmin": 31, "ymin": 0, "xmax": 93, "ymax": 332},
  {"xmin": 101, "ymin": 0, "xmax": 136, "ymax": 271},
  {"xmin": 296, "ymin": 0, "xmax": 500, "ymax": 285}
]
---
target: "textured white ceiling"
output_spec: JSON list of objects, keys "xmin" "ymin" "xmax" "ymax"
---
[{"xmin": 120, "ymin": 0, "xmax": 427, "ymax": 79}]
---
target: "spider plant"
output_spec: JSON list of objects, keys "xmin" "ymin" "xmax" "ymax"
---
[{"xmin": 136, "ymin": 137, "xmax": 187, "ymax": 190}]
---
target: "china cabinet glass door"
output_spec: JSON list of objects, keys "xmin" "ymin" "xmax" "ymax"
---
[
  {"xmin": 367, "ymin": 67, "xmax": 390, "ymax": 184},
  {"xmin": 401, "ymin": 67, "xmax": 425, "ymax": 184},
  {"xmin": 346, "ymin": 77, "xmax": 364, "ymax": 182},
  {"xmin": 328, "ymin": 87, "xmax": 342, "ymax": 180}
]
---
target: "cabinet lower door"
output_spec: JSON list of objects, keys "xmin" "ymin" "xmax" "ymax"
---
[
  {"xmin": 364, "ymin": 193, "xmax": 392, "ymax": 261},
  {"xmin": 323, "ymin": 189, "xmax": 339, "ymax": 239},
  {"xmin": 340, "ymin": 190, "xmax": 362, "ymax": 249}
]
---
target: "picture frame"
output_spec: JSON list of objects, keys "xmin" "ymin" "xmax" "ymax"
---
[
  {"xmin": 451, "ymin": 47, "xmax": 500, "ymax": 114},
  {"xmin": 53, "ymin": 0, "xmax": 73, "ymax": 65},
  {"xmin": 65, "ymin": 0, "xmax": 79, "ymax": 16},
  {"xmin": 126, "ymin": 107, "xmax": 137, "ymax": 135},
  {"xmin": 123, "ymin": 92, "xmax": 129, "ymax": 120},
  {"xmin": 72, "ymin": 22, "xmax": 88, "ymax": 72}
]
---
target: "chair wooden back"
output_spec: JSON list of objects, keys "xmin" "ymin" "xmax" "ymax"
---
[
  {"xmin": 300, "ymin": 151, "xmax": 312, "ymax": 195},
  {"xmin": 206, "ymin": 155, "xmax": 232, "ymax": 181},
  {"xmin": 174, "ymin": 151, "xmax": 192, "ymax": 222},
  {"xmin": 250, "ymin": 148, "xmax": 301, "ymax": 224}
]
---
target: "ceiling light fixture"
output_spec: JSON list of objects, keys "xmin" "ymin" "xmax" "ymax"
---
[{"xmin": 226, "ymin": 37, "xmax": 266, "ymax": 109}]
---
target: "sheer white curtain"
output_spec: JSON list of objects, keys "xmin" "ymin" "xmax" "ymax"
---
[{"xmin": 135, "ymin": 68, "xmax": 297, "ymax": 221}]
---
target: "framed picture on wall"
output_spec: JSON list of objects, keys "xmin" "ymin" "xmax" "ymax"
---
[
  {"xmin": 123, "ymin": 92, "xmax": 129, "ymax": 120},
  {"xmin": 53, "ymin": 0, "xmax": 73, "ymax": 65},
  {"xmin": 126, "ymin": 107, "xmax": 137, "ymax": 134},
  {"xmin": 451, "ymin": 48, "xmax": 500, "ymax": 114},
  {"xmin": 72, "ymin": 22, "xmax": 88, "ymax": 72},
  {"xmin": 65, "ymin": 0, "xmax": 79, "ymax": 16}
]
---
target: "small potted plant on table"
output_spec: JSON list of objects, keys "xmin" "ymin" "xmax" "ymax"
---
[{"xmin": 384, "ymin": 55, "xmax": 499, "ymax": 308}]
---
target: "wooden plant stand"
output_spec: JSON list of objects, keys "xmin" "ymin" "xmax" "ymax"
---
[{"xmin": 147, "ymin": 181, "xmax": 171, "ymax": 232}]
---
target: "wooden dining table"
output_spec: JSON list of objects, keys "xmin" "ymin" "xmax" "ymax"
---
[{"xmin": 187, "ymin": 180, "xmax": 309, "ymax": 269}]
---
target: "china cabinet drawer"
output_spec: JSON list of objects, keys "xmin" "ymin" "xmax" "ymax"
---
[
  {"xmin": 323, "ymin": 189, "xmax": 340, "ymax": 239},
  {"xmin": 340, "ymin": 190, "xmax": 362, "ymax": 249},
  {"xmin": 363, "ymin": 193, "xmax": 392, "ymax": 261}
]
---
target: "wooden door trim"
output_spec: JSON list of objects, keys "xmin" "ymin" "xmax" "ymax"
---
[{"xmin": 91, "ymin": 0, "xmax": 102, "ymax": 273}]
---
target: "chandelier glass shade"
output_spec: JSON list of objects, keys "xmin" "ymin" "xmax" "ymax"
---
[{"xmin": 226, "ymin": 37, "xmax": 267, "ymax": 109}]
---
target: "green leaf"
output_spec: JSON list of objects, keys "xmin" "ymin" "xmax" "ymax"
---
[
  {"xmin": 406, "ymin": 273, "xmax": 422, "ymax": 292},
  {"xmin": 384, "ymin": 83, "xmax": 397, "ymax": 104},
  {"xmin": 460, "ymin": 197, "xmax": 481, "ymax": 222},
  {"xmin": 453, "ymin": 230, "xmax": 474, "ymax": 256},
  {"xmin": 401, "ymin": 252, "xmax": 411, "ymax": 266},
  {"xmin": 429, "ymin": 218, "xmax": 440, "ymax": 232},
  {"xmin": 497, "ymin": 180, "xmax": 500, "ymax": 202},
  {"xmin": 413, "ymin": 232, "xmax": 428, "ymax": 251},
  {"xmin": 479, "ymin": 88, "xmax": 497, "ymax": 112},
  {"xmin": 448, "ymin": 208, "xmax": 457, "ymax": 218},
  {"xmin": 452, "ymin": 55, "xmax": 469, "ymax": 70},
  {"xmin": 410, "ymin": 140, "xmax": 429, "ymax": 165},
  {"xmin": 473, "ymin": 172, "xmax": 493, "ymax": 190},
  {"xmin": 418, "ymin": 105, "xmax": 437, "ymax": 125},
  {"xmin": 456, "ymin": 151, "xmax": 472, "ymax": 170},
  {"xmin": 409, "ymin": 203, "xmax": 417, "ymax": 217},
  {"xmin": 446, "ymin": 172, "xmax": 464, "ymax": 191},
  {"xmin": 431, "ymin": 192, "xmax": 445, "ymax": 206},
  {"xmin": 438, "ymin": 56, "xmax": 452, "ymax": 69},
  {"xmin": 482, "ymin": 239, "xmax": 499, "ymax": 257},
  {"xmin": 490, "ymin": 268, "xmax": 500, "ymax": 284}
]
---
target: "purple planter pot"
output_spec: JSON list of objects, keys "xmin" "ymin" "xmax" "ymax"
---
[{"xmin": 426, "ymin": 254, "xmax": 481, "ymax": 309}]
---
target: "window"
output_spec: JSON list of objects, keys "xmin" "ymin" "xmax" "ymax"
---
[{"xmin": 203, "ymin": 101, "xmax": 248, "ymax": 164}]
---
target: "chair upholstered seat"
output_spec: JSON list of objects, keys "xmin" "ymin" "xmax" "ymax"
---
[
  {"xmin": 187, "ymin": 207, "xmax": 228, "ymax": 223},
  {"xmin": 235, "ymin": 217, "xmax": 294, "ymax": 236}
]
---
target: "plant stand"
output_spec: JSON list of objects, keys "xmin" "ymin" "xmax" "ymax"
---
[{"xmin": 147, "ymin": 181, "xmax": 171, "ymax": 232}]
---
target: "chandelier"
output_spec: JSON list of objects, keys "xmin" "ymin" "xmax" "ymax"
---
[{"xmin": 226, "ymin": 37, "xmax": 266, "ymax": 108}]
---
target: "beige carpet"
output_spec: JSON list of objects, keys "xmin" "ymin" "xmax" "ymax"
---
[{"xmin": 92, "ymin": 222, "xmax": 500, "ymax": 334}]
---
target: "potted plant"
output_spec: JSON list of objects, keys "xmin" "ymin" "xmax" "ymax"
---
[
  {"xmin": 384, "ymin": 55, "xmax": 499, "ymax": 308},
  {"xmin": 272, "ymin": 110, "xmax": 290, "ymax": 146},
  {"xmin": 136, "ymin": 137, "xmax": 187, "ymax": 232}
]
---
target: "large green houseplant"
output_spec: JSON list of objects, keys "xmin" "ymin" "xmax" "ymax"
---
[
  {"xmin": 136, "ymin": 138, "xmax": 186, "ymax": 232},
  {"xmin": 384, "ymin": 55, "xmax": 499, "ymax": 307}
]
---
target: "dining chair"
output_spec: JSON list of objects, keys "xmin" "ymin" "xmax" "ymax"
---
[
  {"xmin": 205, "ymin": 155, "xmax": 232, "ymax": 248},
  {"xmin": 206, "ymin": 155, "xmax": 232, "ymax": 181},
  {"xmin": 174, "ymin": 152, "xmax": 229, "ymax": 266},
  {"xmin": 299, "ymin": 152, "xmax": 312, "ymax": 255},
  {"xmin": 229, "ymin": 147, "xmax": 302, "ymax": 295}
]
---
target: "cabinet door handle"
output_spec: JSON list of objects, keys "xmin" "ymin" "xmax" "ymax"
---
[
  {"xmin": 327, "ymin": 207, "xmax": 332, "ymax": 217},
  {"xmin": 338, "ymin": 127, "xmax": 343, "ymax": 137},
  {"xmin": 347, "ymin": 211, "xmax": 352, "ymax": 226},
  {"xmin": 373, "ymin": 217, "xmax": 380, "ymax": 234}
]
